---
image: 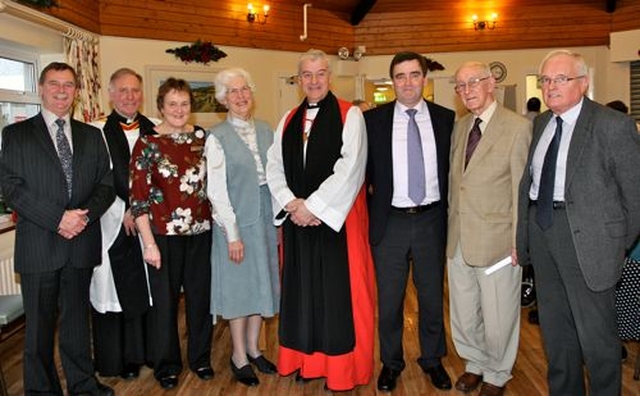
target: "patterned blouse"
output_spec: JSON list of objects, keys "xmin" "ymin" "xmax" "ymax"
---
[{"xmin": 130, "ymin": 126, "xmax": 211, "ymax": 236}]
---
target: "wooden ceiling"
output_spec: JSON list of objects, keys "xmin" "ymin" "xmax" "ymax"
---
[
  {"xmin": 288, "ymin": 0, "xmax": 619, "ymax": 20},
  {"xmin": 21, "ymin": 0, "xmax": 640, "ymax": 55}
]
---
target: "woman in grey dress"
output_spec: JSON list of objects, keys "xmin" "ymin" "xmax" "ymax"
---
[{"xmin": 205, "ymin": 68, "xmax": 279, "ymax": 387}]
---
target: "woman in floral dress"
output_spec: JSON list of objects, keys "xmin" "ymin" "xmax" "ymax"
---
[{"xmin": 130, "ymin": 77, "xmax": 213, "ymax": 390}]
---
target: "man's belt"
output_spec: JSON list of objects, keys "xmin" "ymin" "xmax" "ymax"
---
[
  {"xmin": 391, "ymin": 201, "xmax": 441, "ymax": 214},
  {"xmin": 529, "ymin": 200, "xmax": 565, "ymax": 209}
]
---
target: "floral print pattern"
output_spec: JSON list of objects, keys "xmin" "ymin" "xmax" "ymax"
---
[{"xmin": 130, "ymin": 127, "xmax": 211, "ymax": 236}]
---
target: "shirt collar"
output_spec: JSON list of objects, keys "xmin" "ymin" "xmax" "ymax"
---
[
  {"xmin": 553, "ymin": 97, "xmax": 583, "ymax": 126},
  {"xmin": 227, "ymin": 113, "xmax": 253, "ymax": 129},
  {"xmin": 41, "ymin": 108, "xmax": 70, "ymax": 129},
  {"xmin": 474, "ymin": 100, "xmax": 498, "ymax": 131},
  {"xmin": 395, "ymin": 99, "xmax": 427, "ymax": 117}
]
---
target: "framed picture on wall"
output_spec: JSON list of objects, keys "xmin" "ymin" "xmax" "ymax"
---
[{"xmin": 144, "ymin": 65, "xmax": 227, "ymax": 128}]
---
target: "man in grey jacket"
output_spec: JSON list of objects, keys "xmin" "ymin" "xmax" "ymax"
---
[{"xmin": 516, "ymin": 49, "xmax": 640, "ymax": 395}]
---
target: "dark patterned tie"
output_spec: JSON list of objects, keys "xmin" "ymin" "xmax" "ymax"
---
[
  {"xmin": 465, "ymin": 117, "xmax": 482, "ymax": 168},
  {"xmin": 55, "ymin": 118, "xmax": 73, "ymax": 198},
  {"xmin": 406, "ymin": 108, "xmax": 426, "ymax": 205},
  {"xmin": 536, "ymin": 116, "xmax": 563, "ymax": 229}
]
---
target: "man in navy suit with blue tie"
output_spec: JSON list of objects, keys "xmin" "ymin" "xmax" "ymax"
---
[
  {"xmin": 0, "ymin": 62, "xmax": 114, "ymax": 395},
  {"xmin": 365, "ymin": 51, "xmax": 455, "ymax": 392}
]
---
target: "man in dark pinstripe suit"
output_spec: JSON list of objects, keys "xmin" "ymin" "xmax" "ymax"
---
[{"xmin": 0, "ymin": 62, "xmax": 115, "ymax": 395}]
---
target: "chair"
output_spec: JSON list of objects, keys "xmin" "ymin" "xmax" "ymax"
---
[{"xmin": 0, "ymin": 294, "xmax": 24, "ymax": 396}]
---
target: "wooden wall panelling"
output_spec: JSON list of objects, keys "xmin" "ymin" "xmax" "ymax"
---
[
  {"xmin": 98, "ymin": 0, "xmax": 354, "ymax": 55},
  {"xmin": 43, "ymin": 0, "xmax": 100, "ymax": 33},
  {"xmin": 355, "ymin": 4, "xmax": 615, "ymax": 55},
  {"xmin": 611, "ymin": 1, "xmax": 640, "ymax": 31},
  {"xmin": 17, "ymin": 0, "xmax": 640, "ymax": 55}
]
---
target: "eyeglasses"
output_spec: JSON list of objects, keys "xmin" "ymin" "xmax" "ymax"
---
[
  {"xmin": 537, "ymin": 75, "xmax": 585, "ymax": 87},
  {"xmin": 227, "ymin": 86, "xmax": 252, "ymax": 97},
  {"xmin": 453, "ymin": 76, "xmax": 490, "ymax": 93},
  {"xmin": 299, "ymin": 70, "xmax": 329, "ymax": 82}
]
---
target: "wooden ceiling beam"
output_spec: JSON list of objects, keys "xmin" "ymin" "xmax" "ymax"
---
[{"xmin": 350, "ymin": 0, "xmax": 376, "ymax": 26}]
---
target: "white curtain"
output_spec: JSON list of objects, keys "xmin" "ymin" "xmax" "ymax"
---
[{"xmin": 63, "ymin": 30, "xmax": 102, "ymax": 122}]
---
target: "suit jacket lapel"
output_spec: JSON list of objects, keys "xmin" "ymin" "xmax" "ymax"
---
[
  {"xmin": 427, "ymin": 100, "xmax": 447, "ymax": 148},
  {"xmin": 564, "ymin": 97, "xmax": 592, "ymax": 191},
  {"xmin": 464, "ymin": 108, "xmax": 503, "ymax": 171},
  {"xmin": 33, "ymin": 114, "xmax": 61, "ymax": 165},
  {"xmin": 382, "ymin": 102, "xmax": 396, "ymax": 184},
  {"xmin": 70, "ymin": 120, "xmax": 84, "ymax": 178}
]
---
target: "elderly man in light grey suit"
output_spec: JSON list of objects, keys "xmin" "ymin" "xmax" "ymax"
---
[
  {"xmin": 516, "ymin": 49, "xmax": 640, "ymax": 395},
  {"xmin": 447, "ymin": 61, "xmax": 531, "ymax": 396}
]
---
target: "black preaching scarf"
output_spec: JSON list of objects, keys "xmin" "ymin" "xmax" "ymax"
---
[
  {"xmin": 282, "ymin": 91, "xmax": 344, "ymax": 198},
  {"xmin": 278, "ymin": 91, "xmax": 356, "ymax": 355}
]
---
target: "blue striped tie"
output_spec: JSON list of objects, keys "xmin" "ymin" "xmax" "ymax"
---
[{"xmin": 406, "ymin": 109, "xmax": 426, "ymax": 205}]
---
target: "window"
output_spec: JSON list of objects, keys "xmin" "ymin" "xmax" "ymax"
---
[
  {"xmin": 0, "ymin": 45, "xmax": 40, "ymax": 216},
  {"xmin": 0, "ymin": 45, "xmax": 40, "ymax": 131}
]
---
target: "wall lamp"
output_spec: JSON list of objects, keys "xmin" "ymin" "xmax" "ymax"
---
[
  {"xmin": 247, "ymin": 3, "xmax": 269, "ymax": 23},
  {"xmin": 472, "ymin": 13, "xmax": 497, "ymax": 30}
]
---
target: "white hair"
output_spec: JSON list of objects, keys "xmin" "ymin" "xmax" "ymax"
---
[{"xmin": 214, "ymin": 67, "xmax": 256, "ymax": 103}]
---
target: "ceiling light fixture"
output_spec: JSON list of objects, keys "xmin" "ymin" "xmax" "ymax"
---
[
  {"xmin": 472, "ymin": 13, "xmax": 497, "ymax": 30},
  {"xmin": 247, "ymin": 3, "xmax": 269, "ymax": 24}
]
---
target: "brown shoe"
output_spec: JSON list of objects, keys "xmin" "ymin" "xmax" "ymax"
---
[
  {"xmin": 479, "ymin": 382, "xmax": 505, "ymax": 396},
  {"xmin": 455, "ymin": 372, "xmax": 483, "ymax": 392}
]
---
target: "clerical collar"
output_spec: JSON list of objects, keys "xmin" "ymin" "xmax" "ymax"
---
[
  {"xmin": 306, "ymin": 102, "xmax": 319, "ymax": 109},
  {"xmin": 114, "ymin": 110, "xmax": 138, "ymax": 124}
]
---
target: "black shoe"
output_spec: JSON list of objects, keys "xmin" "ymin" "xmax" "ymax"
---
[
  {"xmin": 230, "ymin": 358, "xmax": 259, "ymax": 386},
  {"xmin": 97, "ymin": 382, "xmax": 115, "ymax": 396},
  {"xmin": 377, "ymin": 365, "xmax": 401, "ymax": 392},
  {"xmin": 195, "ymin": 366, "xmax": 214, "ymax": 380},
  {"xmin": 622, "ymin": 345, "xmax": 628, "ymax": 362},
  {"xmin": 528, "ymin": 309, "xmax": 539, "ymax": 325},
  {"xmin": 247, "ymin": 354, "xmax": 277, "ymax": 374},
  {"xmin": 158, "ymin": 375, "xmax": 178, "ymax": 390},
  {"xmin": 120, "ymin": 363, "xmax": 140, "ymax": 380},
  {"xmin": 423, "ymin": 364, "xmax": 452, "ymax": 390}
]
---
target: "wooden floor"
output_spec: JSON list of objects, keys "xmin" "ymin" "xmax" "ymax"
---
[{"xmin": 1, "ymin": 280, "xmax": 639, "ymax": 395}]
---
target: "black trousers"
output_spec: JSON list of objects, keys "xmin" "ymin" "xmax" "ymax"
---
[
  {"xmin": 371, "ymin": 206, "xmax": 447, "ymax": 371},
  {"xmin": 21, "ymin": 265, "xmax": 100, "ymax": 395},
  {"xmin": 147, "ymin": 232, "xmax": 213, "ymax": 379}
]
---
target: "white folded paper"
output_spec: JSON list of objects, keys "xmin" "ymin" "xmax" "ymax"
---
[{"xmin": 484, "ymin": 256, "xmax": 512, "ymax": 275}]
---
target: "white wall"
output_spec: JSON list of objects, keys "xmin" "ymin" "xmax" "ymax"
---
[
  {"xmin": 359, "ymin": 46, "xmax": 629, "ymax": 117},
  {"xmin": 610, "ymin": 29, "xmax": 640, "ymax": 62},
  {"xmin": 99, "ymin": 37, "xmax": 306, "ymax": 128}
]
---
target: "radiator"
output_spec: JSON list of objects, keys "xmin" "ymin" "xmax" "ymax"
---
[{"xmin": 0, "ymin": 251, "xmax": 20, "ymax": 296}]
